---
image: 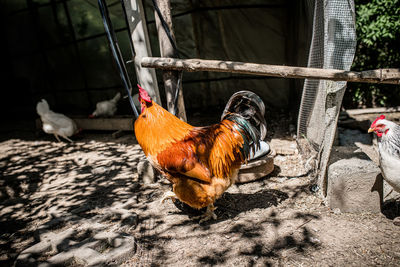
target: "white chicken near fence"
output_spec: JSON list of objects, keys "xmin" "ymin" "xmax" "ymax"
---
[
  {"xmin": 368, "ymin": 115, "xmax": 400, "ymax": 193},
  {"xmin": 36, "ymin": 99, "xmax": 78, "ymax": 143},
  {"xmin": 90, "ymin": 92, "xmax": 121, "ymax": 118}
]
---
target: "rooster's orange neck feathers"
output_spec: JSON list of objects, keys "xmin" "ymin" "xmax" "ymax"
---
[{"xmin": 134, "ymin": 101, "xmax": 193, "ymax": 156}]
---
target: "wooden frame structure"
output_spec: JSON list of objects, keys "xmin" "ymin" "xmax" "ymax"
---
[
  {"xmin": 123, "ymin": 0, "xmax": 187, "ymax": 120},
  {"xmin": 122, "ymin": 0, "xmax": 161, "ymax": 105},
  {"xmin": 124, "ymin": 0, "xmax": 400, "ymax": 195},
  {"xmin": 126, "ymin": 0, "xmax": 399, "ymax": 120}
]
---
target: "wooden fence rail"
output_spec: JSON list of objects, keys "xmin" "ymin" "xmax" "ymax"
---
[{"xmin": 141, "ymin": 57, "xmax": 400, "ymax": 85}]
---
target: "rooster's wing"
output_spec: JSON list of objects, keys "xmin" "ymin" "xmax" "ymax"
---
[{"xmin": 156, "ymin": 138, "xmax": 212, "ymax": 184}]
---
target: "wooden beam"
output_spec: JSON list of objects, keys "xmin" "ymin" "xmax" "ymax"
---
[
  {"xmin": 154, "ymin": 0, "xmax": 187, "ymax": 121},
  {"xmin": 36, "ymin": 117, "xmax": 134, "ymax": 131},
  {"xmin": 344, "ymin": 106, "xmax": 400, "ymax": 116},
  {"xmin": 141, "ymin": 57, "xmax": 400, "ymax": 85},
  {"xmin": 122, "ymin": 0, "xmax": 161, "ymax": 104},
  {"xmin": 73, "ymin": 118, "xmax": 134, "ymax": 131}
]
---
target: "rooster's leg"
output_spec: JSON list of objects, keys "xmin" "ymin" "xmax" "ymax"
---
[
  {"xmin": 160, "ymin": 191, "xmax": 177, "ymax": 204},
  {"xmin": 54, "ymin": 134, "xmax": 61, "ymax": 142},
  {"xmin": 194, "ymin": 203, "xmax": 217, "ymax": 224}
]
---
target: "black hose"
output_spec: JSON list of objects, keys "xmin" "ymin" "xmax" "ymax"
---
[
  {"xmin": 151, "ymin": 0, "xmax": 180, "ymax": 58},
  {"xmin": 98, "ymin": 0, "xmax": 139, "ymax": 118}
]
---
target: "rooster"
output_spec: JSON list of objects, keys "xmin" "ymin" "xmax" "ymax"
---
[
  {"xmin": 89, "ymin": 92, "xmax": 121, "ymax": 118},
  {"xmin": 368, "ymin": 115, "xmax": 400, "ymax": 193},
  {"xmin": 36, "ymin": 99, "xmax": 79, "ymax": 143},
  {"xmin": 134, "ymin": 85, "xmax": 267, "ymax": 222}
]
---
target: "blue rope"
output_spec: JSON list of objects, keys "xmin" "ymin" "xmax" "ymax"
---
[{"xmin": 98, "ymin": 0, "xmax": 139, "ymax": 118}]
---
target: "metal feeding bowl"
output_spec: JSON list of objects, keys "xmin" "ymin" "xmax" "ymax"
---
[{"xmin": 236, "ymin": 141, "xmax": 275, "ymax": 184}]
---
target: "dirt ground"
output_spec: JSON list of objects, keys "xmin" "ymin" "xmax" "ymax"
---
[{"xmin": 1, "ymin": 126, "xmax": 400, "ymax": 266}]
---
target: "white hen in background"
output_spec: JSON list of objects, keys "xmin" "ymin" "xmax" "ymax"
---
[
  {"xmin": 36, "ymin": 99, "xmax": 78, "ymax": 142},
  {"xmin": 368, "ymin": 115, "xmax": 400, "ymax": 193},
  {"xmin": 90, "ymin": 92, "xmax": 121, "ymax": 117}
]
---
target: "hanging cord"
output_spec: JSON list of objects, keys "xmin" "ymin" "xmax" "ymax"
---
[
  {"xmin": 151, "ymin": 0, "xmax": 180, "ymax": 57},
  {"xmin": 151, "ymin": 0, "xmax": 183, "ymax": 116},
  {"xmin": 119, "ymin": 0, "xmax": 137, "ymax": 98},
  {"xmin": 98, "ymin": 0, "xmax": 139, "ymax": 118}
]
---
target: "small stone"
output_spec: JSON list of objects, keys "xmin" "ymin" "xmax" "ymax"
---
[
  {"xmin": 333, "ymin": 208, "xmax": 341, "ymax": 215},
  {"xmin": 277, "ymin": 177, "xmax": 286, "ymax": 183},
  {"xmin": 310, "ymin": 237, "xmax": 321, "ymax": 244},
  {"xmin": 92, "ymin": 167, "xmax": 108, "ymax": 175},
  {"xmin": 327, "ymin": 146, "xmax": 382, "ymax": 214},
  {"xmin": 393, "ymin": 217, "xmax": 400, "ymax": 226},
  {"xmin": 275, "ymin": 155, "xmax": 286, "ymax": 162},
  {"xmin": 112, "ymin": 237, "xmax": 124, "ymax": 247}
]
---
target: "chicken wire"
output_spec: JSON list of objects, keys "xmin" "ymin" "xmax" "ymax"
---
[{"xmin": 297, "ymin": 0, "xmax": 356, "ymax": 195}]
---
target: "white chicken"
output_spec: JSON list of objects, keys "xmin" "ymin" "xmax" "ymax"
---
[
  {"xmin": 90, "ymin": 92, "xmax": 121, "ymax": 117},
  {"xmin": 36, "ymin": 99, "xmax": 78, "ymax": 143},
  {"xmin": 368, "ymin": 115, "xmax": 400, "ymax": 193}
]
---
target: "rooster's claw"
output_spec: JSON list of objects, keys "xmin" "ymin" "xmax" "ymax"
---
[{"xmin": 160, "ymin": 191, "xmax": 177, "ymax": 204}]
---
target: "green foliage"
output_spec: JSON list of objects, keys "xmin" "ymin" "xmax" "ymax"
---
[{"xmin": 345, "ymin": 0, "xmax": 400, "ymax": 108}]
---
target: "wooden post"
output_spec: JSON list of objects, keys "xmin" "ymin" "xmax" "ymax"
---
[
  {"xmin": 123, "ymin": 0, "xmax": 161, "ymax": 104},
  {"xmin": 141, "ymin": 57, "xmax": 400, "ymax": 85},
  {"xmin": 154, "ymin": 0, "xmax": 187, "ymax": 121}
]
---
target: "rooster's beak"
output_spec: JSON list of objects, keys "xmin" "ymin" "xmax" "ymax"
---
[{"xmin": 368, "ymin": 127, "xmax": 374, "ymax": 133}]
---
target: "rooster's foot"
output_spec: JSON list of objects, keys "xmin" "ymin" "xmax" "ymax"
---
[
  {"xmin": 194, "ymin": 204, "xmax": 217, "ymax": 224},
  {"xmin": 160, "ymin": 191, "xmax": 176, "ymax": 204}
]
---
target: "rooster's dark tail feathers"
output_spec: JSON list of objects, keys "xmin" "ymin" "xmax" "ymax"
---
[{"xmin": 221, "ymin": 91, "xmax": 267, "ymax": 160}]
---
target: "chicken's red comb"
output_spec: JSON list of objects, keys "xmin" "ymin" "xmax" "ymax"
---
[
  {"xmin": 137, "ymin": 84, "xmax": 152, "ymax": 102},
  {"xmin": 371, "ymin": 115, "xmax": 385, "ymax": 127}
]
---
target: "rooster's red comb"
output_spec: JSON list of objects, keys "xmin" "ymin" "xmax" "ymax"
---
[
  {"xmin": 137, "ymin": 84, "xmax": 152, "ymax": 102},
  {"xmin": 371, "ymin": 115, "xmax": 385, "ymax": 127}
]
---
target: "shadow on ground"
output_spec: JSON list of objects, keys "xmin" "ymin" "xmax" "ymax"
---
[
  {"xmin": 0, "ymin": 135, "xmax": 342, "ymax": 266},
  {"xmin": 0, "ymin": 136, "xmax": 148, "ymax": 265}
]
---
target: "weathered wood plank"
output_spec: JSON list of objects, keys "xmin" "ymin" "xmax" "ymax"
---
[
  {"xmin": 141, "ymin": 57, "xmax": 400, "ymax": 85},
  {"xmin": 36, "ymin": 118, "xmax": 134, "ymax": 131},
  {"xmin": 154, "ymin": 0, "xmax": 187, "ymax": 121},
  {"xmin": 74, "ymin": 118, "xmax": 134, "ymax": 131},
  {"xmin": 123, "ymin": 0, "xmax": 161, "ymax": 104},
  {"xmin": 344, "ymin": 106, "xmax": 400, "ymax": 116}
]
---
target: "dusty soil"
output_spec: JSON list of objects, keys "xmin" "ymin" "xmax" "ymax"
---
[{"xmin": 1, "ymin": 129, "xmax": 400, "ymax": 266}]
